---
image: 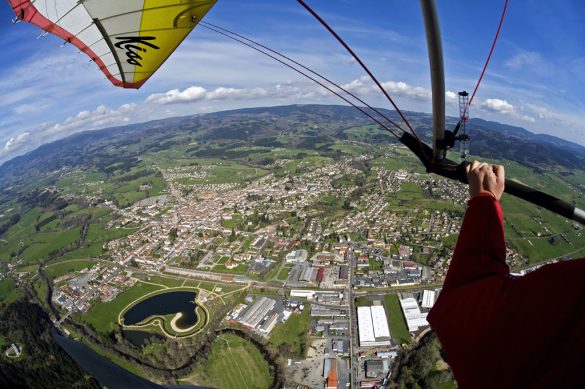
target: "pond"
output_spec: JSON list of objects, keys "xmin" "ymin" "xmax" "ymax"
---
[{"xmin": 123, "ymin": 291, "xmax": 198, "ymax": 330}]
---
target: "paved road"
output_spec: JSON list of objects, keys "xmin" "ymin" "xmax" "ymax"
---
[{"xmin": 347, "ymin": 247, "xmax": 359, "ymax": 389}]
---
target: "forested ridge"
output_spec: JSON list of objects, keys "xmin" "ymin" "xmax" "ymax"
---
[{"xmin": 0, "ymin": 302, "xmax": 100, "ymax": 389}]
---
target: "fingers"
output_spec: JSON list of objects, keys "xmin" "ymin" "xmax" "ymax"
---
[
  {"xmin": 493, "ymin": 164, "xmax": 505, "ymax": 180},
  {"xmin": 468, "ymin": 161, "xmax": 502, "ymax": 176},
  {"xmin": 479, "ymin": 163, "xmax": 492, "ymax": 173},
  {"xmin": 465, "ymin": 160, "xmax": 506, "ymax": 200},
  {"xmin": 466, "ymin": 160, "xmax": 481, "ymax": 175}
]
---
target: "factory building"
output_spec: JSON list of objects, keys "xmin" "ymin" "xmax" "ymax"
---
[
  {"xmin": 290, "ymin": 289, "xmax": 316, "ymax": 299},
  {"xmin": 365, "ymin": 359, "xmax": 385, "ymax": 378},
  {"xmin": 286, "ymin": 249, "xmax": 308, "ymax": 263},
  {"xmin": 258, "ymin": 312, "xmax": 279, "ymax": 334},
  {"xmin": 311, "ymin": 306, "xmax": 347, "ymax": 317},
  {"xmin": 237, "ymin": 296, "xmax": 276, "ymax": 328},
  {"xmin": 399, "ymin": 297, "xmax": 429, "ymax": 332},
  {"xmin": 421, "ymin": 289, "xmax": 438, "ymax": 309},
  {"xmin": 299, "ymin": 266, "xmax": 318, "ymax": 282},
  {"xmin": 357, "ymin": 306, "xmax": 392, "ymax": 347}
]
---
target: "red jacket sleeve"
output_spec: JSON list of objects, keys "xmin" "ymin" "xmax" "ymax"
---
[
  {"xmin": 429, "ymin": 193, "xmax": 585, "ymax": 388},
  {"xmin": 442, "ymin": 193, "xmax": 509, "ymax": 291}
]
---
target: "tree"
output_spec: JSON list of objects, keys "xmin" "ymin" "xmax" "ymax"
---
[
  {"xmin": 343, "ymin": 198, "xmax": 351, "ymax": 210},
  {"xmin": 169, "ymin": 227, "xmax": 178, "ymax": 243}
]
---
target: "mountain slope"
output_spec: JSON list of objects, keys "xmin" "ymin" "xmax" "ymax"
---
[{"xmin": 1, "ymin": 104, "xmax": 584, "ymax": 189}]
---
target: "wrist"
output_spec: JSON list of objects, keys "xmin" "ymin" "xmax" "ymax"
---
[
  {"xmin": 482, "ymin": 190, "xmax": 497, "ymax": 199},
  {"xmin": 472, "ymin": 191, "xmax": 498, "ymax": 200}
]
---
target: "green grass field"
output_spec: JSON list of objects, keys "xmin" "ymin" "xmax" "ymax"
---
[
  {"xmin": 56, "ymin": 244, "xmax": 103, "ymax": 260},
  {"xmin": 45, "ymin": 259, "xmax": 94, "ymax": 279},
  {"xmin": 262, "ymin": 263, "xmax": 281, "ymax": 281},
  {"xmin": 277, "ymin": 267, "xmax": 290, "ymax": 281},
  {"xmin": 86, "ymin": 223, "xmax": 138, "ymax": 242},
  {"xmin": 144, "ymin": 275, "xmax": 186, "ymax": 288},
  {"xmin": 0, "ymin": 206, "xmax": 83, "ymax": 262},
  {"xmin": 355, "ymin": 296, "xmax": 374, "ymax": 307},
  {"xmin": 329, "ymin": 142, "xmax": 368, "ymax": 156},
  {"xmin": 221, "ymin": 214, "xmax": 243, "ymax": 229},
  {"xmin": 0, "ymin": 201, "xmax": 131, "ymax": 263},
  {"xmin": 197, "ymin": 333, "xmax": 272, "ymax": 389},
  {"xmin": 0, "ymin": 278, "xmax": 24, "ymax": 304},
  {"xmin": 176, "ymin": 162, "xmax": 268, "ymax": 186},
  {"xmin": 502, "ymin": 194, "xmax": 585, "ymax": 263},
  {"xmin": 32, "ymin": 277, "xmax": 49, "ymax": 305},
  {"xmin": 269, "ymin": 304, "xmax": 311, "ymax": 357},
  {"xmin": 383, "ymin": 294, "xmax": 411, "ymax": 345},
  {"xmin": 212, "ymin": 263, "xmax": 249, "ymax": 275},
  {"xmin": 20, "ymin": 228, "xmax": 81, "ymax": 262},
  {"xmin": 197, "ymin": 282, "xmax": 217, "ymax": 292}
]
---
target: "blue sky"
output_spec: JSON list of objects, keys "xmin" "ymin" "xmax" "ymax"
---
[{"xmin": 1, "ymin": 0, "xmax": 585, "ymax": 165}]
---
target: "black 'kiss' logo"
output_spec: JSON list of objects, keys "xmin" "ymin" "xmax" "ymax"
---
[{"xmin": 114, "ymin": 36, "xmax": 160, "ymax": 67}]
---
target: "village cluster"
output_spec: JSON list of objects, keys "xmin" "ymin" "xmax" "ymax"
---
[{"xmin": 2, "ymin": 152, "xmax": 535, "ymax": 389}]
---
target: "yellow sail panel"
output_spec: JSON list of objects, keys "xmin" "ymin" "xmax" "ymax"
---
[{"xmin": 127, "ymin": 0, "xmax": 218, "ymax": 84}]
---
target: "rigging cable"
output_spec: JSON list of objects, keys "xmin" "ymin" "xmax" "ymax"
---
[
  {"xmin": 199, "ymin": 20, "xmax": 407, "ymax": 135},
  {"xmin": 464, "ymin": 0, "xmax": 509, "ymax": 114},
  {"xmin": 198, "ymin": 23, "xmax": 403, "ymax": 139},
  {"xmin": 295, "ymin": 0, "xmax": 420, "ymax": 141}
]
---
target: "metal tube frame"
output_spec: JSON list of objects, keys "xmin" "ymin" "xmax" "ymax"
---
[{"xmin": 420, "ymin": 0, "xmax": 446, "ymax": 161}]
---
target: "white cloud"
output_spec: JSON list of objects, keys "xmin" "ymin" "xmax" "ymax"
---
[
  {"xmin": 446, "ymin": 91, "xmax": 458, "ymax": 101},
  {"xmin": 145, "ymin": 83, "xmax": 324, "ymax": 106},
  {"xmin": 46, "ymin": 103, "xmax": 140, "ymax": 136},
  {"xmin": 146, "ymin": 85, "xmax": 275, "ymax": 105},
  {"xmin": 4, "ymin": 78, "xmax": 569, "ymax": 164},
  {"xmin": 4, "ymin": 132, "xmax": 30, "ymax": 151},
  {"xmin": 481, "ymin": 98, "xmax": 515, "ymax": 114},
  {"xmin": 382, "ymin": 81, "xmax": 432, "ymax": 101},
  {"xmin": 341, "ymin": 77, "xmax": 436, "ymax": 102},
  {"xmin": 505, "ymin": 51, "xmax": 543, "ymax": 70},
  {"xmin": 504, "ymin": 51, "xmax": 553, "ymax": 76},
  {"xmin": 523, "ymin": 102, "xmax": 560, "ymax": 121},
  {"xmin": 476, "ymin": 98, "xmax": 535, "ymax": 122},
  {"xmin": 146, "ymin": 86, "xmax": 208, "ymax": 104}
]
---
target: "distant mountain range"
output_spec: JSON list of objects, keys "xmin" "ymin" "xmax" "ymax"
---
[{"xmin": 1, "ymin": 104, "xmax": 584, "ymax": 188}]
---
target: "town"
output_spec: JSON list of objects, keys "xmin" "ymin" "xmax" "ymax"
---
[{"xmin": 2, "ymin": 149, "xmax": 536, "ymax": 389}]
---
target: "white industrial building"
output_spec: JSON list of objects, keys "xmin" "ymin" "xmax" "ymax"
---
[
  {"xmin": 400, "ymin": 297, "xmax": 429, "ymax": 332},
  {"xmin": 421, "ymin": 290, "xmax": 437, "ymax": 309},
  {"xmin": 258, "ymin": 312, "xmax": 279, "ymax": 334},
  {"xmin": 237, "ymin": 296, "xmax": 276, "ymax": 328},
  {"xmin": 290, "ymin": 289, "xmax": 316, "ymax": 299},
  {"xmin": 357, "ymin": 306, "xmax": 392, "ymax": 347},
  {"xmin": 286, "ymin": 249, "xmax": 308, "ymax": 263}
]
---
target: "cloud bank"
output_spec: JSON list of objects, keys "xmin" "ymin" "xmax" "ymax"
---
[{"xmin": 2, "ymin": 77, "xmax": 581, "ymax": 165}]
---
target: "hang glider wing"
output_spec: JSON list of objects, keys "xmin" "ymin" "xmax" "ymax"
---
[{"xmin": 8, "ymin": 0, "xmax": 218, "ymax": 89}]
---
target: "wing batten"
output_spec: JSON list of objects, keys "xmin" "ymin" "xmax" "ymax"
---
[{"xmin": 92, "ymin": 18, "xmax": 127, "ymax": 84}]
